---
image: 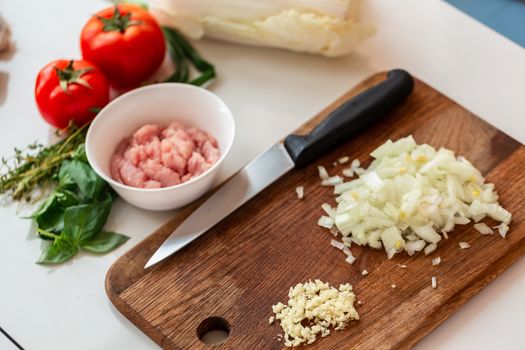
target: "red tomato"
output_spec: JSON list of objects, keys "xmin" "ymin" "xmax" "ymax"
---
[
  {"xmin": 35, "ymin": 59, "xmax": 110, "ymax": 129},
  {"xmin": 80, "ymin": 5, "xmax": 166, "ymax": 89}
]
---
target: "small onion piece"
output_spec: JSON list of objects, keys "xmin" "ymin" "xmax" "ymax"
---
[
  {"xmin": 413, "ymin": 225, "xmax": 441, "ymax": 244},
  {"xmin": 474, "ymin": 222, "xmax": 493, "ymax": 235},
  {"xmin": 354, "ymin": 167, "xmax": 366, "ymax": 176},
  {"xmin": 342, "ymin": 237, "xmax": 352, "ymax": 246},
  {"xmin": 424, "ymin": 243, "xmax": 437, "ymax": 255},
  {"xmin": 380, "ymin": 226, "xmax": 404, "ymax": 259},
  {"xmin": 498, "ymin": 223, "xmax": 509, "ymax": 238},
  {"xmin": 330, "ymin": 239, "xmax": 345, "ymax": 250},
  {"xmin": 322, "ymin": 203, "xmax": 336, "ymax": 218},
  {"xmin": 459, "ymin": 241, "xmax": 471, "ymax": 249},
  {"xmin": 321, "ymin": 176, "xmax": 343, "ymax": 186},
  {"xmin": 406, "ymin": 240, "xmax": 425, "ymax": 256},
  {"xmin": 318, "ymin": 165, "xmax": 329, "ymax": 180},
  {"xmin": 342, "ymin": 168, "xmax": 354, "ymax": 178},
  {"xmin": 360, "ymin": 171, "xmax": 384, "ymax": 192},
  {"xmin": 296, "ymin": 186, "xmax": 304, "ymax": 200},
  {"xmin": 454, "ymin": 217, "xmax": 471, "ymax": 225},
  {"xmin": 318, "ymin": 216, "xmax": 334, "ymax": 229}
]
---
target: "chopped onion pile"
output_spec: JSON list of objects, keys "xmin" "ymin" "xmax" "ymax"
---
[{"xmin": 318, "ymin": 136, "xmax": 512, "ymax": 259}]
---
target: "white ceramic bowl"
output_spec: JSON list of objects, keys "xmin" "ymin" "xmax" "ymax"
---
[{"xmin": 85, "ymin": 83, "xmax": 235, "ymax": 211}]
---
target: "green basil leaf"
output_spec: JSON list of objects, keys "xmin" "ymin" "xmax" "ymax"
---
[
  {"xmin": 62, "ymin": 200, "xmax": 111, "ymax": 244},
  {"xmin": 63, "ymin": 160, "xmax": 105, "ymax": 199},
  {"xmin": 27, "ymin": 193, "xmax": 56, "ymax": 219},
  {"xmin": 58, "ymin": 160, "xmax": 76, "ymax": 187},
  {"xmin": 73, "ymin": 144, "xmax": 88, "ymax": 163},
  {"xmin": 35, "ymin": 200, "xmax": 65, "ymax": 234},
  {"xmin": 80, "ymin": 231, "xmax": 129, "ymax": 254},
  {"xmin": 27, "ymin": 189, "xmax": 79, "ymax": 236},
  {"xmin": 37, "ymin": 239, "xmax": 78, "ymax": 264},
  {"xmin": 28, "ymin": 187, "xmax": 79, "ymax": 221},
  {"xmin": 55, "ymin": 188, "xmax": 81, "ymax": 207}
]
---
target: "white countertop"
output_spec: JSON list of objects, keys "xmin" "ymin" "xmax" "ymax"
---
[{"xmin": 1, "ymin": 0, "xmax": 525, "ymax": 349}]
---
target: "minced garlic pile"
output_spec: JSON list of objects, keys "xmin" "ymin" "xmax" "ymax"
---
[{"xmin": 271, "ymin": 280, "xmax": 359, "ymax": 347}]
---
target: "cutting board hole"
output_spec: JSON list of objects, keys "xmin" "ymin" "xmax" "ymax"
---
[{"xmin": 197, "ymin": 316, "xmax": 231, "ymax": 345}]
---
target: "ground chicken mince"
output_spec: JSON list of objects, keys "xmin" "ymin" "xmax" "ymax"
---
[{"xmin": 110, "ymin": 122, "xmax": 220, "ymax": 188}]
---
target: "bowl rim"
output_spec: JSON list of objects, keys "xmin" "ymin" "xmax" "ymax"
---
[{"xmin": 85, "ymin": 83, "xmax": 236, "ymax": 193}]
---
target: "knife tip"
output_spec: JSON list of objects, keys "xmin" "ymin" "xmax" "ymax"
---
[
  {"xmin": 144, "ymin": 257, "xmax": 158, "ymax": 269},
  {"xmin": 144, "ymin": 242, "xmax": 180, "ymax": 269}
]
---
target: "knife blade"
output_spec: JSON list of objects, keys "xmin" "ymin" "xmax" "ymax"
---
[{"xmin": 145, "ymin": 69, "xmax": 414, "ymax": 268}]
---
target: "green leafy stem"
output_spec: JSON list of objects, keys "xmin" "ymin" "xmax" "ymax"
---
[
  {"xmin": 31, "ymin": 146, "xmax": 129, "ymax": 264},
  {"xmin": 162, "ymin": 26, "xmax": 216, "ymax": 86}
]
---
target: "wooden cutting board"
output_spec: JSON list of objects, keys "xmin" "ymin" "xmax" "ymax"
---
[{"xmin": 106, "ymin": 72, "xmax": 525, "ymax": 350}]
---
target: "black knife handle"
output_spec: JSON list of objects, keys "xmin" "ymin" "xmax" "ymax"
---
[{"xmin": 284, "ymin": 69, "xmax": 414, "ymax": 169}]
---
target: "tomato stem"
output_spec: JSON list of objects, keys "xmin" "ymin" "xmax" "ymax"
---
[
  {"xmin": 98, "ymin": 5, "xmax": 142, "ymax": 33},
  {"xmin": 54, "ymin": 60, "xmax": 93, "ymax": 93}
]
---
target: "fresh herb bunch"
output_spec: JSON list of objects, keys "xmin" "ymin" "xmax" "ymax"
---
[
  {"xmin": 0, "ymin": 24, "xmax": 214, "ymax": 265},
  {"xmin": 31, "ymin": 145, "xmax": 129, "ymax": 264},
  {"xmin": 0, "ymin": 123, "xmax": 88, "ymax": 202},
  {"xmin": 162, "ymin": 26, "xmax": 215, "ymax": 86}
]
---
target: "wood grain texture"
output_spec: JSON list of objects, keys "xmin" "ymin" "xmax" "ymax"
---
[{"xmin": 106, "ymin": 72, "xmax": 525, "ymax": 350}]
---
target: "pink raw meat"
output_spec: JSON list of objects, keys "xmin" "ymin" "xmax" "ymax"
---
[
  {"xmin": 132, "ymin": 124, "xmax": 160, "ymax": 145},
  {"xmin": 187, "ymin": 152, "xmax": 210, "ymax": 177},
  {"xmin": 110, "ymin": 122, "xmax": 220, "ymax": 189},
  {"xmin": 119, "ymin": 161, "xmax": 147, "ymax": 188}
]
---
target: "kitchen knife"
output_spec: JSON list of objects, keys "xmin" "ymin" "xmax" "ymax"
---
[{"xmin": 145, "ymin": 69, "xmax": 414, "ymax": 268}]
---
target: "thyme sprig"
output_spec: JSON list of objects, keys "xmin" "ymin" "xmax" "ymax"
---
[{"xmin": 0, "ymin": 123, "xmax": 89, "ymax": 202}]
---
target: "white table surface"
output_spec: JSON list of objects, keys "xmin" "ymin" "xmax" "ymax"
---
[{"xmin": 1, "ymin": 0, "xmax": 525, "ymax": 349}]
